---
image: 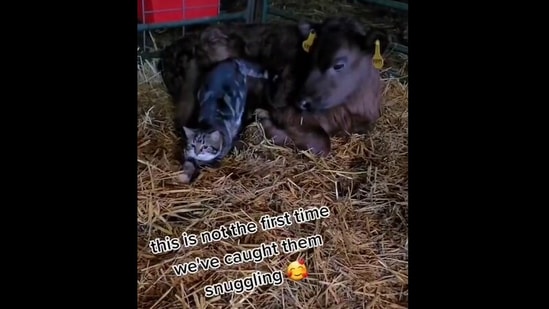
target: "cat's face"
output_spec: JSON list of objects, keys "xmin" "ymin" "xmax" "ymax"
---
[{"xmin": 183, "ymin": 127, "xmax": 222, "ymax": 162}]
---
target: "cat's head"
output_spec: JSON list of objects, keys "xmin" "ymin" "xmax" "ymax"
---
[{"xmin": 183, "ymin": 127, "xmax": 223, "ymax": 162}]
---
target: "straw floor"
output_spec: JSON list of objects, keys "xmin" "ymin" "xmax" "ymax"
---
[{"xmin": 137, "ymin": 2, "xmax": 408, "ymax": 308}]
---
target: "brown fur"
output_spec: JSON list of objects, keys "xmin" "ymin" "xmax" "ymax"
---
[
  {"xmin": 159, "ymin": 35, "xmax": 201, "ymax": 127},
  {"xmin": 257, "ymin": 68, "xmax": 381, "ymax": 156},
  {"xmin": 159, "ymin": 22, "xmax": 310, "ymax": 128},
  {"xmin": 194, "ymin": 27, "xmax": 245, "ymax": 68},
  {"xmin": 159, "ymin": 17, "xmax": 388, "ymax": 157},
  {"xmin": 256, "ymin": 17, "xmax": 387, "ymax": 156},
  {"xmin": 195, "ymin": 23, "xmax": 307, "ymax": 74},
  {"xmin": 203, "ymin": 23, "xmax": 310, "ymax": 110}
]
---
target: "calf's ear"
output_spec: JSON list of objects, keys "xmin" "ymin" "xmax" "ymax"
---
[
  {"xmin": 363, "ymin": 29, "xmax": 391, "ymax": 55},
  {"xmin": 348, "ymin": 18, "xmax": 367, "ymax": 36},
  {"xmin": 297, "ymin": 20, "xmax": 319, "ymax": 38},
  {"xmin": 200, "ymin": 27, "xmax": 228, "ymax": 44}
]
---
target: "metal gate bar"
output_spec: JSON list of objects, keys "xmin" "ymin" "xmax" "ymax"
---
[
  {"xmin": 260, "ymin": 0, "xmax": 407, "ymax": 54},
  {"xmin": 354, "ymin": 0, "xmax": 408, "ymax": 12},
  {"xmin": 137, "ymin": 0, "xmax": 407, "ymax": 54},
  {"xmin": 137, "ymin": 0, "xmax": 259, "ymax": 33},
  {"xmin": 138, "ymin": 11, "xmax": 246, "ymax": 32},
  {"xmin": 355, "ymin": 0, "xmax": 407, "ymax": 54}
]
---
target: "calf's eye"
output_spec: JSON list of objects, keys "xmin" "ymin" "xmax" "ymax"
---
[{"xmin": 332, "ymin": 63, "xmax": 345, "ymax": 71}]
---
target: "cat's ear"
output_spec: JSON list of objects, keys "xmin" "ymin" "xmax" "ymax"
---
[
  {"xmin": 182, "ymin": 126, "xmax": 195, "ymax": 138},
  {"xmin": 209, "ymin": 130, "xmax": 222, "ymax": 143}
]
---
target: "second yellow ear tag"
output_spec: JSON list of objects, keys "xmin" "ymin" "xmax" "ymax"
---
[
  {"xmin": 302, "ymin": 30, "xmax": 316, "ymax": 53},
  {"xmin": 372, "ymin": 39, "xmax": 384, "ymax": 70}
]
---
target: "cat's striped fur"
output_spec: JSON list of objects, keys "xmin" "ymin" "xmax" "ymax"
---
[{"xmin": 179, "ymin": 58, "xmax": 270, "ymax": 183}]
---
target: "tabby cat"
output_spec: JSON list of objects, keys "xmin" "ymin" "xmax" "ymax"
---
[{"xmin": 178, "ymin": 58, "xmax": 270, "ymax": 183}]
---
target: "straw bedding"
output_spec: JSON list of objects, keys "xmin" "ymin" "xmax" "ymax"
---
[{"xmin": 137, "ymin": 1, "xmax": 408, "ymax": 308}]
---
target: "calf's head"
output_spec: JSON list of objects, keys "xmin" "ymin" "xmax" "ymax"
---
[
  {"xmin": 195, "ymin": 26, "xmax": 245, "ymax": 68},
  {"xmin": 296, "ymin": 17, "xmax": 388, "ymax": 112}
]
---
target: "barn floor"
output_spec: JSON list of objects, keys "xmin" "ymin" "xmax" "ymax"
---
[{"xmin": 137, "ymin": 1, "xmax": 408, "ymax": 308}]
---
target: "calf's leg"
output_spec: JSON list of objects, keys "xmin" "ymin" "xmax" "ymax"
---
[
  {"xmin": 288, "ymin": 127, "xmax": 331, "ymax": 157},
  {"xmin": 255, "ymin": 109, "xmax": 293, "ymax": 146},
  {"xmin": 175, "ymin": 89, "xmax": 196, "ymax": 127},
  {"xmin": 256, "ymin": 109, "xmax": 331, "ymax": 156}
]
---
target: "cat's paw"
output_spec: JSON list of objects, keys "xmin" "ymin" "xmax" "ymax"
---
[
  {"xmin": 177, "ymin": 173, "xmax": 191, "ymax": 184},
  {"xmin": 178, "ymin": 161, "xmax": 197, "ymax": 184},
  {"xmin": 254, "ymin": 108, "xmax": 270, "ymax": 120}
]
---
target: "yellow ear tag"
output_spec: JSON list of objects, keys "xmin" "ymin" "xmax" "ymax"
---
[
  {"xmin": 302, "ymin": 30, "xmax": 316, "ymax": 53},
  {"xmin": 372, "ymin": 39, "xmax": 384, "ymax": 70}
]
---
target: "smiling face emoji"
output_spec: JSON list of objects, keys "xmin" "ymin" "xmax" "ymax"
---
[{"xmin": 287, "ymin": 258, "xmax": 308, "ymax": 281}]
